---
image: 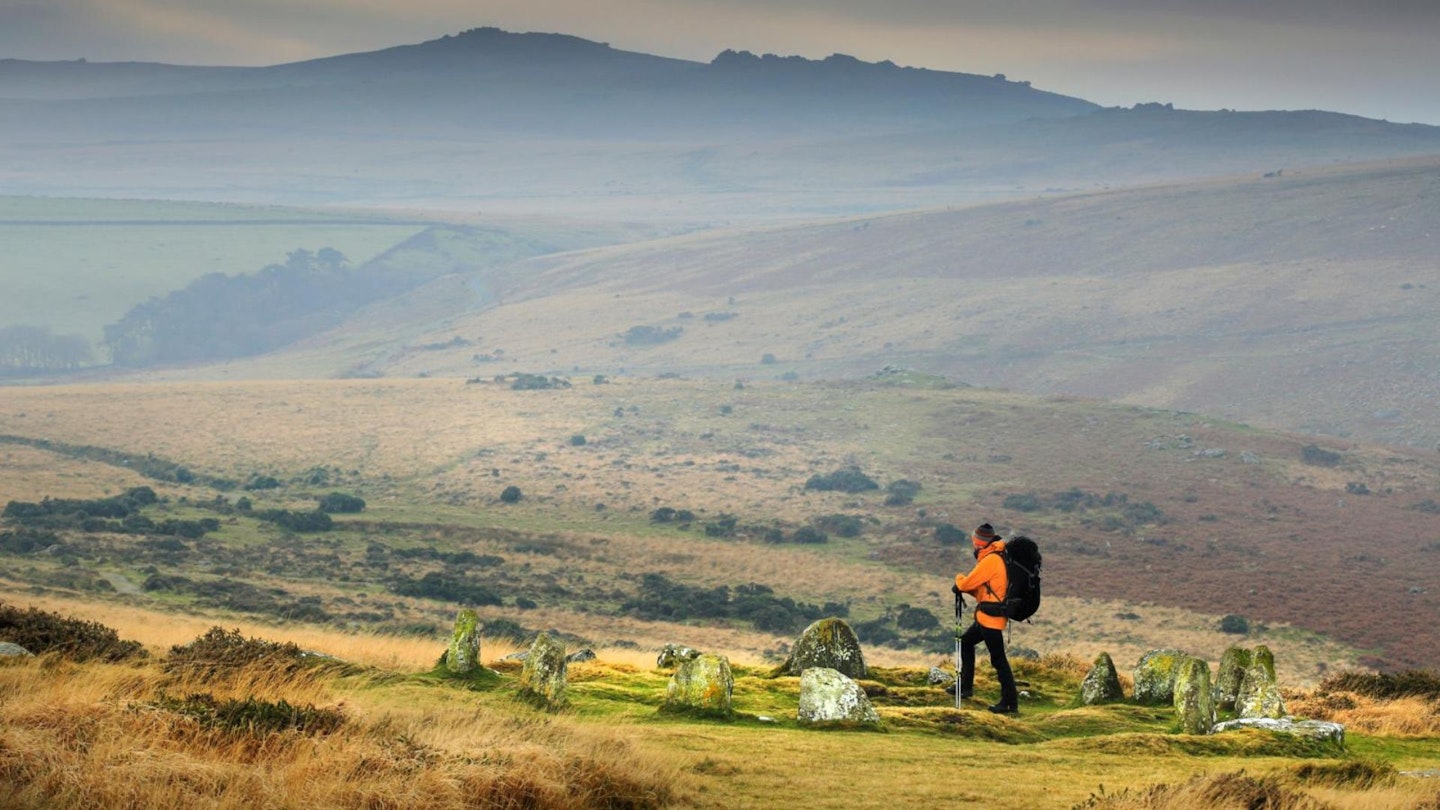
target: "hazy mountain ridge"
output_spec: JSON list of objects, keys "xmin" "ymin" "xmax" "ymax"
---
[{"xmin": 2, "ymin": 26, "xmax": 1438, "ymax": 215}]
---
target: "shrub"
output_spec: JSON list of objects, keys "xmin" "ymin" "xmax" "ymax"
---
[
  {"xmin": 499, "ymin": 485, "xmax": 522, "ymax": 504},
  {"xmin": 896, "ymin": 605, "xmax": 940, "ymax": 631},
  {"xmin": 244, "ymin": 474, "xmax": 282, "ymax": 491},
  {"xmin": 1301, "ymin": 444, "xmax": 1342, "ymax": 467},
  {"xmin": 257, "ymin": 509, "xmax": 334, "ymax": 532},
  {"xmin": 804, "ymin": 467, "xmax": 879, "ymax": 493},
  {"xmin": 1219, "ymin": 614, "xmax": 1250, "ymax": 634},
  {"xmin": 703, "ymin": 514, "xmax": 738, "ymax": 537},
  {"xmin": 1002, "ymin": 492, "xmax": 1043, "ymax": 512},
  {"xmin": 815, "ymin": 514, "xmax": 863, "ymax": 538},
  {"xmin": 317, "ymin": 492, "xmax": 366, "ymax": 513},
  {"xmin": 390, "ymin": 572, "xmax": 504, "ymax": 606},
  {"xmin": 1318, "ymin": 669, "xmax": 1440, "ymax": 701},
  {"xmin": 622, "ymin": 325, "xmax": 683, "ymax": 346},
  {"xmin": 0, "ymin": 601, "xmax": 147, "ymax": 662},
  {"xmin": 933, "ymin": 523, "xmax": 966, "ymax": 545},
  {"xmin": 789, "ymin": 526, "xmax": 828, "ymax": 544},
  {"xmin": 151, "ymin": 692, "xmax": 346, "ymax": 735},
  {"xmin": 761, "ymin": 353, "xmax": 777, "ymax": 365},
  {"xmin": 1345, "ymin": 481, "xmax": 1370, "ymax": 495},
  {"xmin": 569, "ymin": 434, "xmax": 587, "ymax": 446}
]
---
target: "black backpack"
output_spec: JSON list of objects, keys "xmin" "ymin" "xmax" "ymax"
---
[{"xmin": 977, "ymin": 535, "xmax": 1042, "ymax": 622}]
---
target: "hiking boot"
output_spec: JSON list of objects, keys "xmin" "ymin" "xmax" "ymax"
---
[
  {"xmin": 944, "ymin": 683, "xmax": 973, "ymax": 699},
  {"xmin": 987, "ymin": 702, "xmax": 1018, "ymax": 715}
]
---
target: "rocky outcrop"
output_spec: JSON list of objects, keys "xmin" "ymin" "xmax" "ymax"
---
[
  {"xmin": 1213, "ymin": 718, "xmax": 1344, "ymax": 745},
  {"xmin": 445, "ymin": 609, "xmax": 481, "ymax": 674},
  {"xmin": 1173, "ymin": 656, "xmax": 1215, "ymax": 735},
  {"xmin": 519, "ymin": 632, "xmax": 568, "ymax": 709},
  {"xmin": 0, "ymin": 642, "xmax": 34, "ymax": 658},
  {"xmin": 1237, "ymin": 661, "xmax": 1286, "ymax": 719},
  {"xmin": 1080, "ymin": 652, "xmax": 1125, "ymax": 705},
  {"xmin": 1133, "ymin": 649, "xmax": 1187, "ymax": 705},
  {"xmin": 927, "ymin": 666, "xmax": 955, "ymax": 686},
  {"xmin": 797, "ymin": 667, "xmax": 880, "ymax": 727},
  {"xmin": 664, "ymin": 653, "xmax": 734, "ymax": 716},
  {"xmin": 567, "ymin": 648, "xmax": 596, "ymax": 663},
  {"xmin": 779, "ymin": 618, "xmax": 866, "ymax": 679},
  {"xmin": 656, "ymin": 644, "xmax": 702, "ymax": 668},
  {"xmin": 1214, "ymin": 646, "xmax": 1253, "ymax": 710}
]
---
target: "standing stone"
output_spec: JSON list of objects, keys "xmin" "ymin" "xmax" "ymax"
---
[
  {"xmin": 1080, "ymin": 652, "xmax": 1125, "ymax": 705},
  {"xmin": 1252, "ymin": 645, "xmax": 1277, "ymax": 681},
  {"xmin": 1214, "ymin": 646, "xmax": 1253, "ymax": 711},
  {"xmin": 779, "ymin": 618, "xmax": 867, "ymax": 679},
  {"xmin": 1173, "ymin": 656, "xmax": 1216, "ymax": 735},
  {"xmin": 664, "ymin": 654, "xmax": 734, "ymax": 716},
  {"xmin": 1133, "ymin": 649, "xmax": 1187, "ymax": 705},
  {"xmin": 0, "ymin": 642, "xmax": 34, "ymax": 658},
  {"xmin": 519, "ymin": 632, "xmax": 568, "ymax": 708},
  {"xmin": 1237, "ymin": 662, "xmax": 1286, "ymax": 719},
  {"xmin": 656, "ymin": 644, "xmax": 702, "ymax": 668},
  {"xmin": 445, "ymin": 609, "xmax": 481, "ymax": 674},
  {"xmin": 797, "ymin": 667, "xmax": 880, "ymax": 727}
]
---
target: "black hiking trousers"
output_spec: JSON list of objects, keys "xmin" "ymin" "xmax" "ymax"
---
[{"xmin": 959, "ymin": 621, "xmax": 1019, "ymax": 708}]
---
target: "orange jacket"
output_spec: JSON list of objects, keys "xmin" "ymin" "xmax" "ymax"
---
[{"xmin": 955, "ymin": 541, "xmax": 1008, "ymax": 630}]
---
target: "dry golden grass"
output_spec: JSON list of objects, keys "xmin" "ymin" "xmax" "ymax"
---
[
  {"xmin": 1072, "ymin": 767, "xmax": 1440, "ymax": 810},
  {"xmin": 1287, "ymin": 690, "xmax": 1440, "ymax": 738},
  {"xmin": 0, "ymin": 654, "xmax": 680, "ymax": 810}
]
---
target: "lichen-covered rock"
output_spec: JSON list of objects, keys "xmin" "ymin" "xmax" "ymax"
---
[
  {"xmin": 927, "ymin": 666, "xmax": 955, "ymax": 686},
  {"xmin": 1212, "ymin": 718, "xmax": 1344, "ymax": 745},
  {"xmin": 664, "ymin": 654, "xmax": 734, "ymax": 716},
  {"xmin": 1214, "ymin": 646, "xmax": 1253, "ymax": 710},
  {"xmin": 797, "ymin": 667, "xmax": 880, "ymax": 727},
  {"xmin": 1133, "ymin": 649, "xmax": 1187, "ymax": 705},
  {"xmin": 656, "ymin": 643, "xmax": 702, "ymax": 668},
  {"xmin": 0, "ymin": 642, "xmax": 34, "ymax": 658},
  {"xmin": 445, "ymin": 609, "xmax": 481, "ymax": 674},
  {"xmin": 566, "ymin": 648, "xmax": 596, "ymax": 663},
  {"xmin": 1252, "ymin": 645, "xmax": 1277, "ymax": 681},
  {"xmin": 780, "ymin": 618, "xmax": 867, "ymax": 679},
  {"xmin": 1173, "ymin": 656, "xmax": 1215, "ymax": 735},
  {"xmin": 1237, "ymin": 662, "xmax": 1286, "ymax": 719},
  {"xmin": 1080, "ymin": 652, "xmax": 1125, "ymax": 705},
  {"xmin": 519, "ymin": 632, "xmax": 568, "ymax": 708}
]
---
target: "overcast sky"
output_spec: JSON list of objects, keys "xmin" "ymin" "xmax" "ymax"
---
[{"xmin": 1, "ymin": 0, "xmax": 1437, "ymax": 124}]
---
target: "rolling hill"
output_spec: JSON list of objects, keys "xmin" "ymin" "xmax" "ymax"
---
[{"xmin": 188, "ymin": 157, "xmax": 1440, "ymax": 450}]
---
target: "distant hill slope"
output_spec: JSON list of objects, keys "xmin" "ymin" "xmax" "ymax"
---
[
  {"xmin": 224, "ymin": 157, "xmax": 1440, "ymax": 449},
  {"xmin": 3, "ymin": 27, "xmax": 1439, "ymax": 217}
]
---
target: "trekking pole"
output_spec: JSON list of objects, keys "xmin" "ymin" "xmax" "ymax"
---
[{"xmin": 954, "ymin": 591, "xmax": 963, "ymax": 710}]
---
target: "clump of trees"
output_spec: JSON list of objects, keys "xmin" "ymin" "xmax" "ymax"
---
[
  {"xmin": 852, "ymin": 604, "xmax": 950, "ymax": 652},
  {"xmin": 256, "ymin": 509, "xmax": 334, "ymax": 533},
  {"xmin": 0, "ymin": 325, "xmax": 93, "ymax": 374}
]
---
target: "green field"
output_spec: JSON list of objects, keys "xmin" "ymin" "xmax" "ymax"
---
[{"xmin": 0, "ymin": 196, "xmax": 428, "ymax": 343}]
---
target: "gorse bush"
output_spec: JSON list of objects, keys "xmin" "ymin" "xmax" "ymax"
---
[
  {"xmin": 0, "ymin": 601, "xmax": 147, "ymax": 662},
  {"xmin": 151, "ymin": 692, "xmax": 347, "ymax": 736},
  {"xmin": 390, "ymin": 572, "xmax": 504, "ymax": 607},
  {"xmin": 1301, "ymin": 443, "xmax": 1343, "ymax": 467},
  {"xmin": 165, "ymin": 626, "xmax": 308, "ymax": 677},
  {"xmin": 257, "ymin": 509, "xmax": 334, "ymax": 532}
]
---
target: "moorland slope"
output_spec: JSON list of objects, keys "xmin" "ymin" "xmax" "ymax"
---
[
  {"xmin": 206, "ymin": 157, "xmax": 1440, "ymax": 449},
  {"xmin": 2, "ymin": 377, "xmax": 1437, "ymax": 671}
]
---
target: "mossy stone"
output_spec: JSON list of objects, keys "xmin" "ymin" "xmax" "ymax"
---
[
  {"xmin": 1080, "ymin": 652, "xmax": 1125, "ymax": 705},
  {"xmin": 1173, "ymin": 656, "xmax": 1215, "ymax": 735},
  {"xmin": 1214, "ymin": 646, "xmax": 1252, "ymax": 710},
  {"xmin": 664, "ymin": 654, "xmax": 734, "ymax": 716},
  {"xmin": 780, "ymin": 618, "xmax": 867, "ymax": 679},
  {"xmin": 797, "ymin": 667, "xmax": 880, "ymax": 727},
  {"xmin": 1133, "ymin": 648, "xmax": 1187, "ymax": 705},
  {"xmin": 1237, "ymin": 662, "xmax": 1286, "ymax": 720},
  {"xmin": 445, "ymin": 609, "xmax": 481, "ymax": 674},
  {"xmin": 519, "ymin": 632, "xmax": 568, "ymax": 709}
]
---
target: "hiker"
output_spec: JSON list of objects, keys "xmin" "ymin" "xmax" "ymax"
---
[{"xmin": 951, "ymin": 522, "xmax": 1020, "ymax": 714}]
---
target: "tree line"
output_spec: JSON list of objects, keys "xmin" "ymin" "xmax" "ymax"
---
[{"xmin": 0, "ymin": 325, "xmax": 93, "ymax": 374}]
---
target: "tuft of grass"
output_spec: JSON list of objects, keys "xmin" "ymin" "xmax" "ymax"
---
[{"xmin": 148, "ymin": 692, "xmax": 347, "ymax": 735}]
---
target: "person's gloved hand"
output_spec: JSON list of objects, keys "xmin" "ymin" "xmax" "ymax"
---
[{"xmin": 951, "ymin": 583, "xmax": 962, "ymax": 596}]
